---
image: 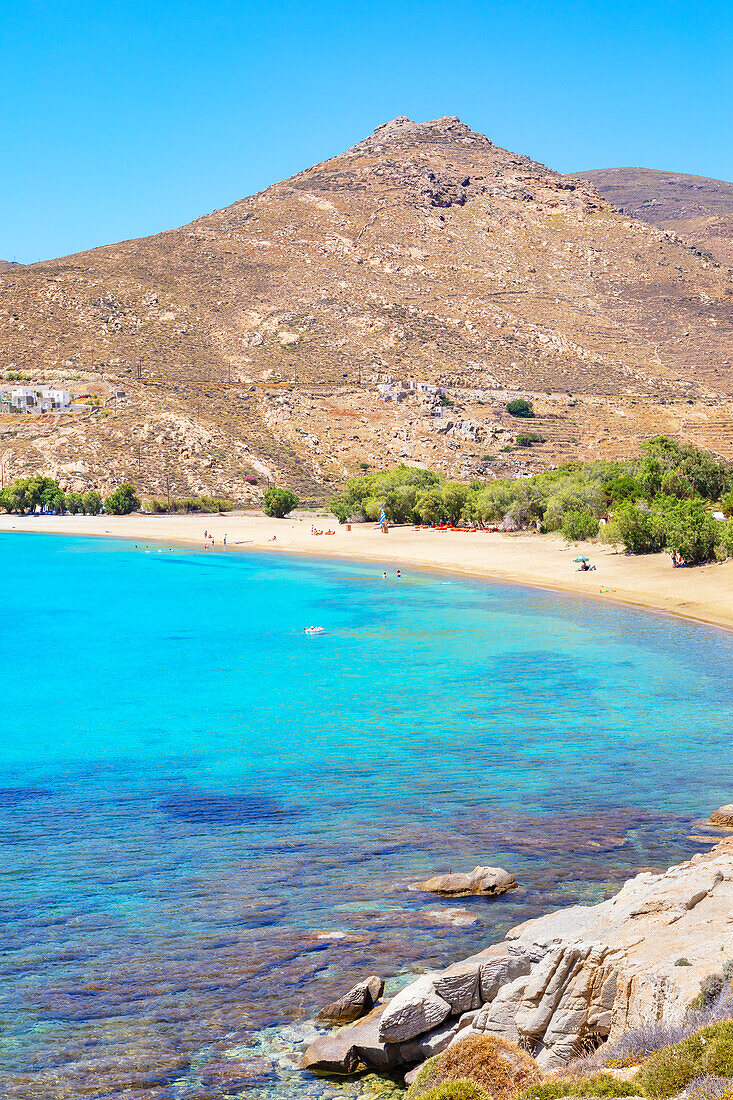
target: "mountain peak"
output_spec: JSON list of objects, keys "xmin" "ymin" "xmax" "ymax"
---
[{"xmin": 345, "ymin": 115, "xmax": 493, "ymax": 157}]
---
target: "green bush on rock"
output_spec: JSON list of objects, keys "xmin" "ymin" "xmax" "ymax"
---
[
  {"xmin": 421, "ymin": 1082, "xmax": 491, "ymax": 1100},
  {"xmin": 634, "ymin": 1022, "xmax": 733, "ymax": 1099},
  {"xmin": 518, "ymin": 1074, "xmax": 640, "ymax": 1100},
  {"xmin": 506, "ymin": 399, "xmax": 534, "ymax": 418}
]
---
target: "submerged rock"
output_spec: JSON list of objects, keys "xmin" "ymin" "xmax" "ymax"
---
[
  {"xmin": 410, "ymin": 866, "xmax": 517, "ymax": 897},
  {"xmin": 199, "ymin": 1056, "xmax": 275, "ymax": 1092},
  {"xmin": 317, "ymin": 975, "xmax": 384, "ymax": 1023}
]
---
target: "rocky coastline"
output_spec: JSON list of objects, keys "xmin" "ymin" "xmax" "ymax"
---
[{"xmin": 302, "ymin": 831, "xmax": 733, "ymax": 1084}]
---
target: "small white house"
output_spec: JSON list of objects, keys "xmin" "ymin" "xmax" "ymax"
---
[{"xmin": 8, "ymin": 386, "xmax": 71, "ymax": 413}]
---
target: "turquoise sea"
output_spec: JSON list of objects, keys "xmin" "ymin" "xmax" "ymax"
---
[{"xmin": 2, "ymin": 532, "xmax": 732, "ymax": 1100}]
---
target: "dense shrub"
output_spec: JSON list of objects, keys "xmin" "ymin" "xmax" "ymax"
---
[
  {"xmin": 658, "ymin": 498, "xmax": 721, "ymax": 564},
  {"xmin": 637, "ymin": 437, "xmax": 732, "ymax": 501},
  {"xmin": 684, "ymin": 1075, "xmax": 733, "ymax": 1100},
  {"xmin": 407, "ymin": 1035, "xmax": 540, "ymax": 1100},
  {"xmin": 518, "ymin": 1074, "xmax": 639, "ymax": 1100},
  {"xmin": 601, "ymin": 502, "xmax": 664, "ymax": 554},
  {"xmin": 104, "ymin": 483, "xmax": 140, "ymax": 515},
  {"xmin": 516, "ymin": 432, "xmax": 546, "ymax": 446},
  {"xmin": 506, "ymin": 399, "xmax": 534, "ymax": 418},
  {"xmin": 716, "ymin": 521, "xmax": 733, "ymax": 560},
  {"xmin": 144, "ymin": 496, "xmax": 234, "ymax": 514},
  {"xmin": 561, "ymin": 508, "xmax": 600, "ymax": 541},
  {"xmin": 604, "ymin": 474, "xmax": 644, "ymax": 506},
  {"xmin": 262, "ymin": 486, "xmax": 299, "ymax": 517},
  {"xmin": 634, "ymin": 1022, "xmax": 733, "ymax": 1098},
  {"xmin": 421, "ymin": 1083, "xmax": 490, "ymax": 1100}
]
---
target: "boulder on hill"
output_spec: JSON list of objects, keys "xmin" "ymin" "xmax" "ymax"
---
[
  {"xmin": 409, "ymin": 866, "xmax": 517, "ymax": 898},
  {"xmin": 317, "ymin": 975, "xmax": 384, "ymax": 1024}
]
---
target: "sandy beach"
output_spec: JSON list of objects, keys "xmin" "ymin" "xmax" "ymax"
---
[{"xmin": 2, "ymin": 510, "xmax": 732, "ymax": 632}]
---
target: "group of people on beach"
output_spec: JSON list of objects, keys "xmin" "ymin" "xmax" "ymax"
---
[{"xmin": 203, "ymin": 530, "xmax": 227, "ymax": 548}]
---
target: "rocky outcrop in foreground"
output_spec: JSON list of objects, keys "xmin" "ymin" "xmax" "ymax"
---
[{"xmin": 303, "ymin": 839, "xmax": 733, "ymax": 1077}]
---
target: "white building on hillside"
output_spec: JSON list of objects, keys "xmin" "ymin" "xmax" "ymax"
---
[{"xmin": 6, "ymin": 386, "xmax": 72, "ymax": 413}]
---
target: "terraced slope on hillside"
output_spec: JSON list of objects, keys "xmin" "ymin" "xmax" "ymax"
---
[
  {"xmin": 1, "ymin": 118, "xmax": 732, "ymax": 501},
  {"xmin": 573, "ymin": 167, "xmax": 733, "ymax": 267}
]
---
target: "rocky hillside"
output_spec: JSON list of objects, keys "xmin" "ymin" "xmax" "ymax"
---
[
  {"xmin": 1, "ymin": 118, "xmax": 732, "ymax": 501},
  {"xmin": 573, "ymin": 168, "xmax": 733, "ymax": 267}
]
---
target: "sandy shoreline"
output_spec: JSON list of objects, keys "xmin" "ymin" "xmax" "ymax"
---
[{"xmin": 2, "ymin": 511, "xmax": 732, "ymax": 632}]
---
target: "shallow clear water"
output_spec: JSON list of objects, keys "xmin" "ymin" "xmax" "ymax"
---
[{"xmin": 1, "ymin": 532, "xmax": 732, "ymax": 1099}]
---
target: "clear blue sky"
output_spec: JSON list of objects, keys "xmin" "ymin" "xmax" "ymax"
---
[{"xmin": 2, "ymin": 0, "xmax": 731, "ymax": 263}]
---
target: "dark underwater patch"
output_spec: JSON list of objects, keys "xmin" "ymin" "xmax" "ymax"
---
[
  {"xmin": 161, "ymin": 793, "xmax": 297, "ymax": 825},
  {"xmin": 0, "ymin": 787, "xmax": 52, "ymax": 806}
]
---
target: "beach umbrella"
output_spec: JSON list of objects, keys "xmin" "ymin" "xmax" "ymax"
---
[{"xmin": 573, "ymin": 556, "xmax": 590, "ymax": 562}]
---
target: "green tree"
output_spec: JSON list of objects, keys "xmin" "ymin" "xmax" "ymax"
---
[
  {"xmin": 656, "ymin": 499, "xmax": 720, "ymax": 564},
  {"xmin": 385, "ymin": 484, "xmax": 418, "ymax": 523},
  {"xmin": 82, "ymin": 490, "xmax": 102, "ymax": 515},
  {"xmin": 637, "ymin": 437, "xmax": 732, "ymax": 501},
  {"xmin": 48, "ymin": 490, "xmax": 66, "ymax": 514},
  {"xmin": 543, "ymin": 481, "xmax": 605, "ymax": 532},
  {"xmin": 506, "ymin": 398, "xmax": 534, "ymax": 418},
  {"xmin": 601, "ymin": 502, "xmax": 663, "ymax": 554},
  {"xmin": 330, "ymin": 499, "xmax": 351, "ymax": 524},
  {"xmin": 715, "ymin": 519, "xmax": 733, "ymax": 560},
  {"xmin": 104, "ymin": 483, "xmax": 141, "ymax": 515},
  {"xmin": 561, "ymin": 509, "xmax": 600, "ymax": 541},
  {"xmin": 262, "ymin": 486, "xmax": 299, "ymax": 517},
  {"xmin": 721, "ymin": 489, "xmax": 733, "ymax": 518},
  {"xmin": 604, "ymin": 474, "xmax": 643, "ymax": 506},
  {"xmin": 474, "ymin": 482, "xmax": 515, "ymax": 524},
  {"xmin": 442, "ymin": 482, "xmax": 469, "ymax": 524},
  {"xmin": 415, "ymin": 487, "xmax": 448, "ymax": 524},
  {"xmin": 66, "ymin": 492, "xmax": 84, "ymax": 514}
]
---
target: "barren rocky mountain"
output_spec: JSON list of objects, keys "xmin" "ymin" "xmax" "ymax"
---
[
  {"xmin": 0, "ymin": 260, "xmax": 22, "ymax": 271},
  {"xmin": 1, "ymin": 117, "xmax": 732, "ymax": 502},
  {"xmin": 573, "ymin": 167, "xmax": 733, "ymax": 267}
]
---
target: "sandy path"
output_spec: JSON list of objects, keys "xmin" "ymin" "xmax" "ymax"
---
[{"xmin": 1, "ymin": 511, "xmax": 732, "ymax": 632}]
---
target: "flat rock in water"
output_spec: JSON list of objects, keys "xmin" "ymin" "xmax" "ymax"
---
[
  {"xmin": 317, "ymin": 975, "xmax": 384, "ymax": 1023},
  {"xmin": 410, "ymin": 866, "xmax": 517, "ymax": 897},
  {"xmin": 710, "ymin": 805, "xmax": 733, "ymax": 827}
]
